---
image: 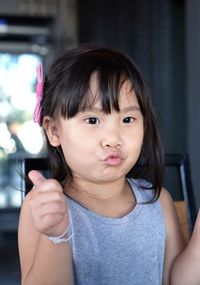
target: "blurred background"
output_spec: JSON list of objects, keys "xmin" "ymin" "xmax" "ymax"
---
[{"xmin": 0, "ymin": 0, "xmax": 199, "ymax": 284}]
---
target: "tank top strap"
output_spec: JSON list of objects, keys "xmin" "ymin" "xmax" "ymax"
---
[{"xmin": 127, "ymin": 178, "xmax": 155, "ymax": 204}]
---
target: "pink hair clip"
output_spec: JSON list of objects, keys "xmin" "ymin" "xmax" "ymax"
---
[{"xmin": 33, "ymin": 63, "xmax": 44, "ymax": 125}]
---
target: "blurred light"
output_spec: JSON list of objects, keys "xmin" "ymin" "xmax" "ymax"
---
[
  {"xmin": 18, "ymin": 121, "xmax": 43, "ymax": 154},
  {"xmin": 0, "ymin": 101, "xmax": 11, "ymax": 117},
  {"xmin": 0, "ymin": 123, "xmax": 16, "ymax": 153},
  {"xmin": 0, "ymin": 19, "xmax": 8, "ymax": 34},
  {"xmin": 0, "ymin": 190, "xmax": 7, "ymax": 208},
  {"xmin": 10, "ymin": 190, "xmax": 22, "ymax": 207}
]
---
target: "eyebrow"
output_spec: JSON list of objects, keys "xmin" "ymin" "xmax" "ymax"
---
[
  {"xmin": 82, "ymin": 106, "xmax": 141, "ymax": 113},
  {"xmin": 120, "ymin": 106, "xmax": 141, "ymax": 112}
]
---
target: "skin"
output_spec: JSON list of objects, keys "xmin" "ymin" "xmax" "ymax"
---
[{"xmin": 18, "ymin": 76, "xmax": 200, "ymax": 285}]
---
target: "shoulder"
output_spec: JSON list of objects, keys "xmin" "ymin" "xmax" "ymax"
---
[
  {"xmin": 159, "ymin": 188, "xmax": 185, "ymax": 240},
  {"xmin": 159, "ymin": 188, "xmax": 186, "ymax": 283},
  {"xmin": 159, "ymin": 188, "xmax": 182, "ymax": 230},
  {"xmin": 159, "ymin": 188, "xmax": 174, "ymax": 209}
]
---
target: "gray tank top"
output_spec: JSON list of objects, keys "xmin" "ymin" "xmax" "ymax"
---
[{"xmin": 67, "ymin": 179, "xmax": 166, "ymax": 285}]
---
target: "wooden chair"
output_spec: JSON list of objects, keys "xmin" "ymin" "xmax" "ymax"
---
[
  {"xmin": 164, "ymin": 153, "xmax": 197, "ymax": 240},
  {"xmin": 23, "ymin": 153, "xmax": 197, "ymax": 241}
]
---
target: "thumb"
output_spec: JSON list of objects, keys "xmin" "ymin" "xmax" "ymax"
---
[{"xmin": 28, "ymin": 170, "xmax": 46, "ymax": 187}]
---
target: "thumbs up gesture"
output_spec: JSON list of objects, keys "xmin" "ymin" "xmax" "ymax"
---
[{"xmin": 28, "ymin": 170, "xmax": 69, "ymax": 237}]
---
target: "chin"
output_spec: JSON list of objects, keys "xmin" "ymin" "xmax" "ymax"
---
[{"xmin": 97, "ymin": 173, "xmax": 125, "ymax": 184}]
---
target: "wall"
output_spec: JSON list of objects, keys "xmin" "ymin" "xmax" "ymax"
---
[
  {"xmin": 0, "ymin": 0, "xmax": 21, "ymax": 15},
  {"xmin": 186, "ymin": 0, "xmax": 200, "ymax": 208},
  {"xmin": 78, "ymin": 0, "xmax": 191, "ymax": 200},
  {"xmin": 0, "ymin": 0, "xmax": 77, "ymax": 51},
  {"xmin": 0, "ymin": 0, "xmax": 57, "ymax": 16}
]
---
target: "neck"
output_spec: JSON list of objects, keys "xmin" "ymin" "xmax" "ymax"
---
[
  {"xmin": 65, "ymin": 178, "xmax": 136, "ymax": 218},
  {"xmin": 66, "ymin": 177, "xmax": 126, "ymax": 200}
]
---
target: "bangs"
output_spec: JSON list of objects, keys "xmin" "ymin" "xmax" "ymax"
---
[
  {"xmin": 59, "ymin": 70, "xmax": 133, "ymax": 118},
  {"xmin": 46, "ymin": 47, "xmax": 144, "ymax": 120}
]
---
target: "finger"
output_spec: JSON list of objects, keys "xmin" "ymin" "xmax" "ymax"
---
[
  {"xmin": 28, "ymin": 170, "xmax": 46, "ymax": 187},
  {"xmin": 32, "ymin": 200, "xmax": 67, "ymax": 217},
  {"xmin": 31, "ymin": 190, "xmax": 65, "ymax": 205},
  {"xmin": 37, "ymin": 213, "xmax": 67, "ymax": 235},
  {"xmin": 29, "ymin": 171, "xmax": 63, "ymax": 193}
]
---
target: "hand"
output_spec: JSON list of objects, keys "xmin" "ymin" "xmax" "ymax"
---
[{"xmin": 28, "ymin": 170, "xmax": 69, "ymax": 237}]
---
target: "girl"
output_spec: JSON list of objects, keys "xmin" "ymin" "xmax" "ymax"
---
[{"xmin": 18, "ymin": 46, "xmax": 200, "ymax": 285}]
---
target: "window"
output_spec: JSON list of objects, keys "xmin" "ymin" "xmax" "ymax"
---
[{"xmin": 0, "ymin": 52, "xmax": 44, "ymax": 209}]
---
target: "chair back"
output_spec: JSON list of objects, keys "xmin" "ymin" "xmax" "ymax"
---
[{"xmin": 164, "ymin": 153, "xmax": 196, "ymax": 238}]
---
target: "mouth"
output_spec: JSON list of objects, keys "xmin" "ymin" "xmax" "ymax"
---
[{"xmin": 104, "ymin": 153, "xmax": 124, "ymax": 166}]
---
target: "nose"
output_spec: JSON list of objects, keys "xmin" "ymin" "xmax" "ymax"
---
[{"xmin": 101, "ymin": 125, "xmax": 122, "ymax": 149}]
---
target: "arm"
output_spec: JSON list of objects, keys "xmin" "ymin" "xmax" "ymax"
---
[
  {"xmin": 160, "ymin": 189, "xmax": 186, "ymax": 285},
  {"xmin": 18, "ymin": 171, "xmax": 73, "ymax": 285},
  {"xmin": 160, "ymin": 188, "xmax": 200, "ymax": 285},
  {"xmin": 170, "ymin": 211, "xmax": 200, "ymax": 285}
]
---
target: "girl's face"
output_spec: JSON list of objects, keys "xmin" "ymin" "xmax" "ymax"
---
[{"xmin": 45, "ymin": 79, "xmax": 144, "ymax": 186}]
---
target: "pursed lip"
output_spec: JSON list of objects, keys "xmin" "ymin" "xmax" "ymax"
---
[
  {"xmin": 102, "ymin": 152, "xmax": 124, "ymax": 166},
  {"xmin": 103, "ymin": 152, "xmax": 123, "ymax": 161}
]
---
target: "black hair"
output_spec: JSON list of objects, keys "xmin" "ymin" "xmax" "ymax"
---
[{"xmin": 40, "ymin": 45, "xmax": 164, "ymax": 202}]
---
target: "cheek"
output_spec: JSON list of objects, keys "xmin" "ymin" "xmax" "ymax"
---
[
  {"xmin": 60, "ymin": 134, "xmax": 93, "ymax": 166},
  {"xmin": 128, "ymin": 126, "xmax": 144, "ymax": 146},
  {"xmin": 126, "ymin": 130, "xmax": 144, "ymax": 160},
  {"xmin": 61, "ymin": 144, "xmax": 82, "ymax": 173}
]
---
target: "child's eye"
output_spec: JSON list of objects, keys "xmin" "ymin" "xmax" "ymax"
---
[
  {"xmin": 86, "ymin": 117, "xmax": 100, "ymax": 124},
  {"xmin": 123, "ymin": 117, "xmax": 135, "ymax": 124}
]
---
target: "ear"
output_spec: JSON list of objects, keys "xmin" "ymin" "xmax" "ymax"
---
[{"xmin": 43, "ymin": 116, "xmax": 61, "ymax": 147}]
